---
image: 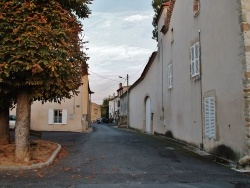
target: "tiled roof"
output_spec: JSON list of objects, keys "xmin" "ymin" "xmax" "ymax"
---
[
  {"xmin": 156, "ymin": 2, "xmax": 170, "ymax": 24},
  {"xmin": 162, "ymin": 0, "xmax": 176, "ymax": 35}
]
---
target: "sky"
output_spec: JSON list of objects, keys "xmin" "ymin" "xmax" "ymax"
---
[{"xmin": 82, "ymin": 0, "xmax": 157, "ymax": 105}]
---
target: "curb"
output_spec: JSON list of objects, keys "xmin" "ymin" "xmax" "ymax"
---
[{"xmin": 0, "ymin": 141, "xmax": 61, "ymax": 171}]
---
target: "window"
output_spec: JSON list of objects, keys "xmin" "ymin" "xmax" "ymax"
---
[
  {"xmin": 167, "ymin": 63, "xmax": 173, "ymax": 88},
  {"xmin": 204, "ymin": 97, "xmax": 216, "ymax": 139},
  {"xmin": 171, "ymin": 28, "xmax": 174, "ymax": 43},
  {"xmin": 190, "ymin": 42, "xmax": 200, "ymax": 77},
  {"xmin": 48, "ymin": 109, "xmax": 67, "ymax": 124},
  {"xmin": 193, "ymin": 0, "xmax": 200, "ymax": 16}
]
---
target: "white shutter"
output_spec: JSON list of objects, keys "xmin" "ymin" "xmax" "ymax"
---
[
  {"xmin": 209, "ymin": 97, "xmax": 216, "ymax": 138},
  {"xmin": 62, "ymin": 109, "xmax": 67, "ymax": 124},
  {"xmin": 190, "ymin": 42, "xmax": 200, "ymax": 77},
  {"xmin": 48, "ymin": 109, "xmax": 54, "ymax": 124},
  {"xmin": 204, "ymin": 97, "xmax": 216, "ymax": 139}
]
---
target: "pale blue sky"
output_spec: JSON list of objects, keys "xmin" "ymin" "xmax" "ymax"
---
[{"xmin": 83, "ymin": 0, "xmax": 157, "ymax": 104}]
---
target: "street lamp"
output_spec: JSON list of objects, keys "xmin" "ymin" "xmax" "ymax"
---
[{"xmin": 119, "ymin": 74, "xmax": 129, "ymax": 86}]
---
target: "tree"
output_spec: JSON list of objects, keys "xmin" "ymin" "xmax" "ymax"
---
[
  {"xmin": 0, "ymin": 87, "xmax": 15, "ymax": 145},
  {"xmin": 0, "ymin": 0, "xmax": 91, "ymax": 162},
  {"xmin": 152, "ymin": 0, "xmax": 169, "ymax": 41}
]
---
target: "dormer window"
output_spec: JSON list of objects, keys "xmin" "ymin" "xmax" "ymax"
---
[{"xmin": 193, "ymin": 0, "xmax": 200, "ymax": 16}]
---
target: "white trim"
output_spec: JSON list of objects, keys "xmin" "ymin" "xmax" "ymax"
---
[
  {"xmin": 190, "ymin": 42, "xmax": 200, "ymax": 77},
  {"xmin": 204, "ymin": 97, "xmax": 216, "ymax": 139},
  {"xmin": 62, "ymin": 109, "xmax": 67, "ymax": 124},
  {"xmin": 48, "ymin": 109, "xmax": 54, "ymax": 124}
]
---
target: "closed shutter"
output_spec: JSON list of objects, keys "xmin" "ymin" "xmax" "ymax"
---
[
  {"xmin": 48, "ymin": 109, "xmax": 54, "ymax": 124},
  {"xmin": 62, "ymin": 109, "xmax": 67, "ymax": 124},
  {"xmin": 204, "ymin": 97, "xmax": 216, "ymax": 139}
]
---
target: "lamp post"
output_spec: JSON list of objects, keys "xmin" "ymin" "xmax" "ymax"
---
[{"xmin": 119, "ymin": 74, "xmax": 129, "ymax": 86}]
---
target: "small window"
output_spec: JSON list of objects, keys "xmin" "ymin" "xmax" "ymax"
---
[
  {"xmin": 171, "ymin": 28, "xmax": 174, "ymax": 43},
  {"xmin": 167, "ymin": 63, "xmax": 173, "ymax": 89},
  {"xmin": 190, "ymin": 42, "xmax": 200, "ymax": 77},
  {"xmin": 204, "ymin": 97, "xmax": 216, "ymax": 139},
  {"xmin": 193, "ymin": 0, "xmax": 200, "ymax": 15},
  {"xmin": 54, "ymin": 109, "xmax": 62, "ymax": 123},
  {"xmin": 48, "ymin": 109, "xmax": 67, "ymax": 124}
]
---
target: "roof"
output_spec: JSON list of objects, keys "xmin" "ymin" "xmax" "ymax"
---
[
  {"xmin": 129, "ymin": 52, "xmax": 157, "ymax": 91},
  {"xmin": 156, "ymin": 2, "xmax": 170, "ymax": 24},
  {"xmin": 162, "ymin": 0, "xmax": 176, "ymax": 34}
]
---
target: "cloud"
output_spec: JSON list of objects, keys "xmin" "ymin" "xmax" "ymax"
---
[
  {"xmin": 82, "ymin": 5, "xmax": 157, "ymax": 104},
  {"xmin": 123, "ymin": 14, "xmax": 151, "ymax": 22}
]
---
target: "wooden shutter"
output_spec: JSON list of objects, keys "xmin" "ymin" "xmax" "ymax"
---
[
  {"xmin": 204, "ymin": 97, "xmax": 216, "ymax": 139},
  {"xmin": 62, "ymin": 109, "xmax": 67, "ymax": 124},
  {"xmin": 48, "ymin": 109, "xmax": 54, "ymax": 124}
]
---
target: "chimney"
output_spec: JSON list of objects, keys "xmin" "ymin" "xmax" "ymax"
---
[{"xmin": 119, "ymin": 83, "xmax": 122, "ymax": 88}]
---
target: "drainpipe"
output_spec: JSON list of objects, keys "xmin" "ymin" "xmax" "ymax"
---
[
  {"xmin": 199, "ymin": 29, "xmax": 204, "ymax": 150},
  {"xmin": 161, "ymin": 39, "xmax": 165, "ymax": 126}
]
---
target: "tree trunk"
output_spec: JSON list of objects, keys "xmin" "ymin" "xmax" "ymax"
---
[
  {"xmin": 0, "ymin": 109, "xmax": 10, "ymax": 145},
  {"xmin": 15, "ymin": 89, "xmax": 31, "ymax": 162}
]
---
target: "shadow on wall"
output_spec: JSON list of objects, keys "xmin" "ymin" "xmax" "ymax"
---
[
  {"xmin": 212, "ymin": 144, "xmax": 238, "ymax": 161},
  {"xmin": 165, "ymin": 130, "xmax": 174, "ymax": 139}
]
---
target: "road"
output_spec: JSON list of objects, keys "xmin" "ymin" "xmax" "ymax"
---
[{"xmin": 0, "ymin": 123, "xmax": 250, "ymax": 188}]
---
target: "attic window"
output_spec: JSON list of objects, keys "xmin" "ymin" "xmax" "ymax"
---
[{"xmin": 193, "ymin": 0, "xmax": 200, "ymax": 16}]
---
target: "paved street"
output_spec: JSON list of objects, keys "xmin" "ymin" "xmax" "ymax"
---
[{"xmin": 0, "ymin": 123, "xmax": 250, "ymax": 187}]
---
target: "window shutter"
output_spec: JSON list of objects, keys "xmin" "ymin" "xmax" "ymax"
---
[
  {"xmin": 48, "ymin": 109, "xmax": 54, "ymax": 124},
  {"xmin": 190, "ymin": 42, "xmax": 200, "ymax": 77},
  {"xmin": 209, "ymin": 97, "xmax": 216, "ymax": 138},
  {"xmin": 62, "ymin": 109, "xmax": 67, "ymax": 124},
  {"xmin": 204, "ymin": 97, "xmax": 216, "ymax": 139}
]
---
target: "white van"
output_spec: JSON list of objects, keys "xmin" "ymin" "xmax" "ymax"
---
[{"xmin": 9, "ymin": 115, "xmax": 16, "ymax": 130}]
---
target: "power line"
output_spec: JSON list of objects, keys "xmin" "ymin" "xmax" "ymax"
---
[{"xmin": 89, "ymin": 70, "xmax": 117, "ymax": 82}]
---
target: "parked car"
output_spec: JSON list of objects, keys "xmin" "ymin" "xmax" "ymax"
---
[
  {"xmin": 96, "ymin": 117, "xmax": 109, "ymax": 124},
  {"xmin": 9, "ymin": 115, "xmax": 16, "ymax": 130}
]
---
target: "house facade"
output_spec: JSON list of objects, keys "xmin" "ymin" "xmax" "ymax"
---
[
  {"xmin": 129, "ymin": 0, "xmax": 250, "ymax": 163},
  {"xmin": 90, "ymin": 102, "xmax": 101, "ymax": 122},
  {"xmin": 30, "ymin": 75, "xmax": 92, "ymax": 132},
  {"xmin": 108, "ymin": 95, "xmax": 119, "ymax": 122}
]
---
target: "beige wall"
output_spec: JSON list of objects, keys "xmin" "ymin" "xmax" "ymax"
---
[
  {"xmin": 90, "ymin": 102, "xmax": 101, "ymax": 121},
  {"xmin": 30, "ymin": 75, "xmax": 90, "ymax": 132}
]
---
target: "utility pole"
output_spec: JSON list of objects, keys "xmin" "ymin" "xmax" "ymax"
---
[{"xmin": 126, "ymin": 74, "xmax": 129, "ymax": 86}]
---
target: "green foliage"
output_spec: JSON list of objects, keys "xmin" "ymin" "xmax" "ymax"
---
[
  {"xmin": 57, "ymin": 0, "xmax": 93, "ymax": 19},
  {"xmin": 151, "ymin": 0, "xmax": 169, "ymax": 41},
  {"xmin": 0, "ymin": 0, "xmax": 90, "ymax": 103},
  {"xmin": 102, "ymin": 97, "xmax": 110, "ymax": 107}
]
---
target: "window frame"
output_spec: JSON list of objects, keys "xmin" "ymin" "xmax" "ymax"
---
[
  {"xmin": 48, "ymin": 109, "xmax": 67, "ymax": 125},
  {"xmin": 190, "ymin": 42, "xmax": 200, "ymax": 77},
  {"xmin": 193, "ymin": 0, "xmax": 200, "ymax": 16}
]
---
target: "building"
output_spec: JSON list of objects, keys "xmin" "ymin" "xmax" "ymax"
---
[
  {"xmin": 90, "ymin": 102, "xmax": 101, "ymax": 122},
  {"xmin": 129, "ymin": 0, "xmax": 250, "ymax": 165},
  {"xmin": 108, "ymin": 95, "xmax": 119, "ymax": 122},
  {"xmin": 119, "ymin": 90, "xmax": 129, "ymax": 126},
  {"xmin": 29, "ymin": 75, "xmax": 93, "ymax": 132}
]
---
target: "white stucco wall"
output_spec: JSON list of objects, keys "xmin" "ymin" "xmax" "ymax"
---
[
  {"xmin": 129, "ymin": 0, "xmax": 247, "ymax": 159},
  {"xmin": 198, "ymin": 0, "xmax": 246, "ymax": 156}
]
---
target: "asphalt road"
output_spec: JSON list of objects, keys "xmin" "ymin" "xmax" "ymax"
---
[{"xmin": 0, "ymin": 123, "xmax": 250, "ymax": 188}]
